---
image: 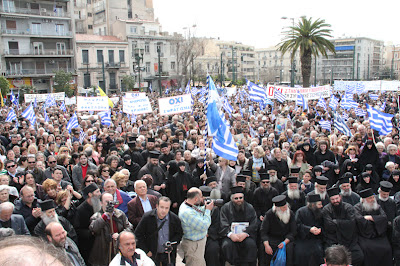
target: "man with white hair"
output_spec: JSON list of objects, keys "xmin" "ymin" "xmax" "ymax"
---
[
  {"xmin": 376, "ymin": 181, "xmax": 397, "ymax": 228},
  {"xmin": 307, "ymin": 176, "xmax": 330, "ymax": 206},
  {"xmin": 382, "ymin": 143, "xmax": 400, "ymax": 170},
  {"xmin": 354, "ymin": 188, "xmax": 392, "ymax": 266},
  {"xmin": 282, "ymin": 177, "xmax": 306, "ymax": 213},
  {"xmin": 260, "ymin": 195, "xmax": 296, "ymax": 266},
  {"xmin": 339, "ymin": 175, "xmax": 360, "ymax": 206},
  {"xmin": 0, "ymin": 202, "xmax": 29, "ymax": 235},
  {"xmin": 103, "ymin": 178, "xmax": 131, "ymax": 215}
]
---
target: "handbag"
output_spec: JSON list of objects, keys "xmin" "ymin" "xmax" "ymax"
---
[{"xmin": 271, "ymin": 242, "xmax": 286, "ymax": 266}]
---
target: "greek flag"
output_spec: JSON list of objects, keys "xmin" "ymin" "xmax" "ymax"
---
[
  {"xmin": 98, "ymin": 111, "xmax": 111, "ymax": 126},
  {"xmin": 45, "ymin": 94, "xmax": 57, "ymax": 108},
  {"xmin": 66, "ymin": 113, "xmax": 79, "ymax": 132},
  {"xmin": 274, "ymin": 88, "xmax": 286, "ymax": 103},
  {"xmin": 59, "ymin": 101, "xmax": 67, "ymax": 112},
  {"xmin": 265, "ymin": 98, "xmax": 274, "ymax": 105},
  {"xmin": 179, "ymin": 88, "xmax": 183, "ymax": 93},
  {"xmin": 5, "ymin": 108, "xmax": 17, "ymax": 122},
  {"xmin": 148, "ymin": 84, "xmax": 152, "ymax": 93},
  {"xmin": 131, "ymin": 114, "xmax": 137, "ymax": 124},
  {"xmin": 222, "ymin": 97, "xmax": 233, "ymax": 115},
  {"xmin": 207, "ymin": 76, "xmax": 238, "ymax": 161},
  {"xmin": 185, "ymin": 80, "xmax": 191, "ymax": 94},
  {"xmin": 341, "ymin": 94, "xmax": 358, "ymax": 110},
  {"xmin": 370, "ymin": 94, "xmax": 379, "ymax": 101},
  {"xmin": 345, "ymin": 84, "xmax": 356, "ymax": 95},
  {"xmin": 355, "ymin": 107, "xmax": 366, "ymax": 117},
  {"xmin": 191, "ymin": 86, "xmax": 198, "ymax": 97},
  {"xmin": 10, "ymin": 91, "xmax": 19, "ymax": 107},
  {"xmin": 247, "ymin": 80, "xmax": 266, "ymax": 102},
  {"xmin": 319, "ymin": 119, "xmax": 331, "ymax": 131},
  {"xmin": 296, "ymin": 91, "xmax": 308, "ymax": 111},
  {"xmin": 316, "ymin": 96, "xmax": 327, "ymax": 111},
  {"xmin": 79, "ymin": 130, "xmax": 86, "ymax": 143},
  {"xmin": 334, "ymin": 113, "xmax": 352, "ymax": 137},
  {"xmin": 33, "ymin": 98, "xmax": 37, "ymax": 108},
  {"xmin": 356, "ymin": 82, "xmax": 366, "ymax": 94},
  {"xmin": 329, "ymin": 95, "xmax": 339, "ymax": 111},
  {"xmin": 43, "ymin": 108, "xmax": 50, "ymax": 122},
  {"xmin": 89, "ymin": 135, "xmax": 97, "ymax": 142},
  {"xmin": 380, "ymin": 101, "xmax": 386, "ymax": 111},
  {"xmin": 249, "ymin": 125, "xmax": 256, "ymax": 138},
  {"xmin": 21, "ymin": 104, "xmax": 36, "ymax": 125},
  {"xmin": 366, "ymin": 104, "xmax": 394, "ymax": 136},
  {"xmin": 342, "ymin": 112, "xmax": 349, "ymax": 121},
  {"xmin": 165, "ymin": 88, "xmax": 169, "ymax": 95}
]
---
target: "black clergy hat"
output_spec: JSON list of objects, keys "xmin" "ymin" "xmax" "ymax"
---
[
  {"xmin": 123, "ymin": 154, "xmax": 131, "ymax": 161},
  {"xmin": 290, "ymin": 166, "xmax": 301, "ymax": 174},
  {"xmin": 82, "ymin": 183, "xmax": 99, "ymax": 196},
  {"xmin": 149, "ymin": 151, "xmax": 161, "ymax": 159},
  {"xmin": 267, "ymin": 164, "xmax": 278, "ymax": 172},
  {"xmin": 242, "ymin": 170, "xmax": 252, "ymax": 177},
  {"xmin": 259, "ymin": 173, "xmax": 270, "ymax": 181},
  {"xmin": 230, "ymin": 186, "xmax": 244, "ymax": 195},
  {"xmin": 172, "ymin": 139, "xmax": 179, "ymax": 144},
  {"xmin": 127, "ymin": 136, "xmax": 137, "ymax": 143},
  {"xmin": 287, "ymin": 177, "xmax": 298, "ymax": 184},
  {"xmin": 177, "ymin": 161, "xmax": 186, "ymax": 167},
  {"xmin": 205, "ymin": 176, "xmax": 217, "ymax": 186},
  {"xmin": 147, "ymin": 138, "xmax": 155, "ymax": 143},
  {"xmin": 307, "ymin": 194, "xmax": 321, "ymax": 203},
  {"xmin": 327, "ymin": 187, "xmax": 340, "ymax": 198},
  {"xmin": 316, "ymin": 176, "xmax": 329, "ymax": 185},
  {"xmin": 272, "ymin": 195, "xmax": 287, "ymax": 207},
  {"xmin": 380, "ymin": 181, "xmax": 393, "ymax": 193},
  {"xmin": 393, "ymin": 170, "xmax": 400, "ymax": 176},
  {"xmin": 200, "ymin": 186, "xmax": 212, "ymax": 197},
  {"xmin": 338, "ymin": 176, "xmax": 350, "ymax": 185},
  {"xmin": 39, "ymin": 199, "xmax": 56, "ymax": 211},
  {"xmin": 160, "ymin": 142, "xmax": 168, "ymax": 148},
  {"xmin": 314, "ymin": 166, "xmax": 323, "ymax": 172},
  {"xmin": 359, "ymin": 188, "xmax": 374, "ymax": 198},
  {"xmin": 365, "ymin": 164, "xmax": 373, "ymax": 171},
  {"xmin": 236, "ymin": 175, "xmax": 247, "ymax": 183}
]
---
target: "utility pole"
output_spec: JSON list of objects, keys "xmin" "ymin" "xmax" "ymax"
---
[
  {"xmin": 101, "ymin": 52, "xmax": 106, "ymax": 93},
  {"xmin": 367, "ymin": 54, "xmax": 370, "ymax": 80},
  {"xmin": 157, "ymin": 43, "xmax": 162, "ymax": 95},
  {"xmin": 232, "ymin": 46, "xmax": 235, "ymax": 83},
  {"xmin": 314, "ymin": 55, "xmax": 317, "ymax": 86}
]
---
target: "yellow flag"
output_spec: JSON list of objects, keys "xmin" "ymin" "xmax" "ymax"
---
[
  {"xmin": 97, "ymin": 86, "xmax": 114, "ymax": 108},
  {"xmin": 0, "ymin": 90, "xmax": 3, "ymax": 107}
]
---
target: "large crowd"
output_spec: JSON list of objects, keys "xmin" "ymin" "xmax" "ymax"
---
[{"xmin": 0, "ymin": 88, "xmax": 399, "ymax": 266}]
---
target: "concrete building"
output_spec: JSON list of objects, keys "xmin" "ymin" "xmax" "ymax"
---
[
  {"xmin": 0, "ymin": 0, "xmax": 75, "ymax": 92},
  {"xmin": 75, "ymin": 34, "xmax": 129, "ymax": 93},
  {"xmin": 383, "ymin": 44, "xmax": 400, "ymax": 80}
]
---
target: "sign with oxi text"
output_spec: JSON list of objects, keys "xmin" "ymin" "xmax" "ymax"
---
[
  {"xmin": 123, "ymin": 97, "xmax": 152, "ymax": 115},
  {"xmin": 158, "ymin": 94, "xmax": 192, "ymax": 115},
  {"xmin": 125, "ymin": 92, "xmax": 147, "ymax": 98},
  {"xmin": 24, "ymin": 92, "xmax": 65, "ymax": 103},
  {"xmin": 77, "ymin": 96, "xmax": 109, "ymax": 111},
  {"xmin": 267, "ymin": 85, "xmax": 331, "ymax": 100}
]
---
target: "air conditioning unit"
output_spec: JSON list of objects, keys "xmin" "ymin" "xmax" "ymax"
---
[
  {"xmin": 48, "ymin": 60, "xmax": 55, "ymax": 64},
  {"xmin": 41, "ymin": 8, "xmax": 47, "ymax": 13}
]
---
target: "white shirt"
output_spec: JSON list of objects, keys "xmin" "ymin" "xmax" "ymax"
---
[{"xmin": 109, "ymin": 248, "xmax": 155, "ymax": 266}]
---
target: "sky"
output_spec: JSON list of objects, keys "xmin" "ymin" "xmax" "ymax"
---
[{"xmin": 153, "ymin": 0, "xmax": 400, "ymax": 49}]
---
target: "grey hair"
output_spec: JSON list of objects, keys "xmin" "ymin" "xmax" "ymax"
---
[{"xmin": 0, "ymin": 202, "xmax": 14, "ymax": 213}]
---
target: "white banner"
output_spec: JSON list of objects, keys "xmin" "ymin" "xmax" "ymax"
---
[
  {"xmin": 267, "ymin": 85, "xmax": 331, "ymax": 100},
  {"xmin": 125, "ymin": 92, "xmax": 146, "ymax": 98},
  {"xmin": 381, "ymin": 80, "xmax": 400, "ymax": 91},
  {"xmin": 123, "ymin": 97, "xmax": 152, "ymax": 115},
  {"xmin": 110, "ymin": 97, "xmax": 120, "ymax": 105},
  {"xmin": 77, "ymin": 96, "xmax": 109, "ymax": 111},
  {"xmin": 158, "ymin": 94, "xmax": 192, "ymax": 115},
  {"xmin": 226, "ymin": 87, "xmax": 237, "ymax": 97},
  {"xmin": 24, "ymin": 92, "xmax": 65, "ymax": 103},
  {"xmin": 65, "ymin": 97, "xmax": 76, "ymax": 106}
]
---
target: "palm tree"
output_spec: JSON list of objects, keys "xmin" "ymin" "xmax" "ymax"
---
[{"xmin": 278, "ymin": 17, "xmax": 335, "ymax": 88}]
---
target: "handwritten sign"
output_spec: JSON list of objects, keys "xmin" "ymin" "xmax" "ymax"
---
[
  {"xmin": 123, "ymin": 97, "xmax": 152, "ymax": 115},
  {"xmin": 158, "ymin": 94, "xmax": 192, "ymax": 115},
  {"xmin": 125, "ymin": 92, "xmax": 146, "ymax": 98},
  {"xmin": 65, "ymin": 97, "xmax": 76, "ymax": 105},
  {"xmin": 77, "ymin": 96, "xmax": 109, "ymax": 111},
  {"xmin": 24, "ymin": 92, "xmax": 65, "ymax": 103},
  {"xmin": 267, "ymin": 85, "xmax": 331, "ymax": 100}
]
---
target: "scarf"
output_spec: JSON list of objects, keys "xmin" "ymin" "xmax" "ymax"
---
[{"xmin": 252, "ymin": 156, "xmax": 263, "ymax": 182}]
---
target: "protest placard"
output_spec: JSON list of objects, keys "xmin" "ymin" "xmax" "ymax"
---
[
  {"xmin": 24, "ymin": 92, "xmax": 65, "ymax": 103},
  {"xmin": 77, "ymin": 96, "xmax": 109, "ymax": 111},
  {"xmin": 123, "ymin": 97, "xmax": 152, "ymax": 115},
  {"xmin": 158, "ymin": 94, "xmax": 192, "ymax": 115}
]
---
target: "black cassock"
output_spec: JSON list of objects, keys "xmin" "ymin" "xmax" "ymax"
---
[
  {"xmin": 392, "ymin": 216, "xmax": 400, "ymax": 266},
  {"xmin": 341, "ymin": 192, "xmax": 360, "ymax": 206},
  {"xmin": 219, "ymin": 201, "xmax": 258, "ymax": 265},
  {"xmin": 282, "ymin": 191, "xmax": 306, "ymax": 213},
  {"xmin": 73, "ymin": 200, "xmax": 94, "ymax": 264},
  {"xmin": 294, "ymin": 206, "xmax": 324, "ymax": 266},
  {"xmin": 307, "ymin": 190, "xmax": 330, "ymax": 206},
  {"xmin": 322, "ymin": 202, "xmax": 364, "ymax": 265},
  {"xmin": 354, "ymin": 203, "xmax": 392, "ymax": 266},
  {"xmin": 205, "ymin": 207, "xmax": 221, "ymax": 266},
  {"xmin": 376, "ymin": 196, "xmax": 397, "ymax": 224},
  {"xmin": 260, "ymin": 209, "xmax": 297, "ymax": 266},
  {"xmin": 253, "ymin": 187, "xmax": 279, "ymax": 218}
]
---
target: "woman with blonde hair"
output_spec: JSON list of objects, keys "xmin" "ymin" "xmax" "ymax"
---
[
  {"xmin": 209, "ymin": 156, "xmax": 236, "ymax": 195},
  {"xmin": 251, "ymin": 145, "xmax": 266, "ymax": 183},
  {"xmin": 27, "ymin": 144, "xmax": 38, "ymax": 155},
  {"xmin": 112, "ymin": 172, "xmax": 128, "ymax": 190}
]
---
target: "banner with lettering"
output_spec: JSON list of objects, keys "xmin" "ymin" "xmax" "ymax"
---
[
  {"xmin": 125, "ymin": 92, "xmax": 146, "ymax": 98},
  {"xmin": 65, "ymin": 97, "xmax": 77, "ymax": 106},
  {"xmin": 158, "ymin": 94, "xmax": 192, "ymax": 115},
  {"xmin": 24, "ymin": 92, "xmax": 65, "ymax": 103},
  {"xmin": 123, "ymin": 97, "xmax": 153, "ymax": 115},
  {"xmin": 77, "ymin": 96, "xmax": 109, "ymax": 111},
  {"xmin": 267, "ymin": 85, "xmax": 331, "ymax": 100}
]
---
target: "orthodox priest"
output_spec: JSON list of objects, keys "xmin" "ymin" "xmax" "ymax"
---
[
  {"xmin": 307, "ymin": 176, "xmax": 330, "ymax": 206},
  {"xmin": 354, "ymin": 188, "xmax": 392, "ymax": 266},
  {"xmin": 338, "ymin": 176, "xmax": 360, "ymax": 206},
  {"xmin": 219, "ymin": 186, "xmax": 257, "ymax": 266},
  {"xmin": 282, "ymin": 177, "xmax": 306, "ymax": 213}
]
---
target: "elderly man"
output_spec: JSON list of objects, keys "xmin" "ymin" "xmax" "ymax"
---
[
  {"xmin": 282, "ymin": 177, "xmax": 306, "ymax": 213},
  {"xmin": 45, "ymin": 222, "xmax": 85, "ymax": 266},
  {"xmin": 339, "ymin": 176, "xmax": 360, "ymax": 206},
  {"xmin": 220, "ymin": 186, "xmax": 257, "ymax": 266},
  {"xmin": 110, "ymin": 230, "xmax": 155, "ymax": 266},
  {"xmin": 44, "ymin": 155, "xmax": 71, "ymax": 182},
  {"xmin": 307, "ymin": 176, "xmax": 330, "ymax": 206},
  {"xmin": 103, "ymin": 178, "xmax": 131, "ymax": 215},
  {"xmin": 137, "ymin": 151, "xmax": 167, "ymax": 194},
  {"xmin": 294, "ymin": 194, "xmax": 324, "ymax": 266},
  {"xmin": 260, "ymin": 195, "xmax": 296, "ymax": 266},
  {"xmin": 127, "ymin": 180, "xmax": 158, "ymax": 228},
  {"xmin": 14, "ymin": 186, "xmax": 41, "ymax": 234},
  {"xmin": 267, "ymin": 165, "xmax": 284, "ymax": 194},
  {"xmin": 253, "ymin": 173, "xmax": 279, "ymax": 222},
  {"xmin": 376, "ymin": 181, "xmax": 397, "ymax": 228},
  {"xmin": 236, "ymin": 175, "xmax": 253, "ymax": 204},
  {"xmin": 135, "ymin": 196, "xmax": 183, "ymax": 266},
  {"xmin": 0, "ymin": 202, "xmax": 30, "ymax": 235},
  {"xmin": 354, "ymin": 188, "xmax": 392, "ymax": 266}
]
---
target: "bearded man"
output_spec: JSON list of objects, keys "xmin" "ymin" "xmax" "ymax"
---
[
  {"xmin": 260, "ymin": 195, "xmax": 296, "ymax": 266},
  {"xmin": 137, "ymin": 151, "xmax": 167, "ymax": 194},
  {"xmin": 354, "ymin": 188, "xmax": 392, "ymax": 266},
  {"xmin": 307, "ymin": 176, "xmax": 330, "ymax": 206},
  {"xmin": 282, "ymin": 177, "xmax": 306, "ymax": 213},
  {"xmin": 267, "ymin": 165, "xmax": 284, "ymax": 194},
  {"xmin": 253, "ymin": 173, "xmax": 278, "ymax": 223},
  {"xmin": 376, "ymin": 181, "xmax": 397, "ymax": 228},
  {"xmin": 339, "ymin": 176, "xmax": 360, "ymax": 206}
]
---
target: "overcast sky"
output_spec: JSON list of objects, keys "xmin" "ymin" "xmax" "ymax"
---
[{"xmin": 153, "ymin": 0, "xmax": 399, "ymax": 49}]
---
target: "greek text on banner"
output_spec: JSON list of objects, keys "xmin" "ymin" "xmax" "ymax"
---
[
  {"xmin": 24, "ymin": 92, "xmax": 65, "ymax": 103},
  {"xmin": 158, "ymin": 94, "xmax": 192, "ymax": 116},
  {"xmin": 267, "ymin": 85, "xmax": 331, "ymax": 100},
  {"xmin": 77, "ymin": 96, "xmax": 110, "ymax": 111},
  {"xmin": 123, "ymin": 97, "xmax": 153, "ymax": 115}
]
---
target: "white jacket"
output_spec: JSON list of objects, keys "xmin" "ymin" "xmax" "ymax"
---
[{"xmin": 109, "ymin": 248, "xmax": 155, "ymax": 266}]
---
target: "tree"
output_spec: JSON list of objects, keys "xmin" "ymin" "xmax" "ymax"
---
[
  {"xmin": 278, "ymin": 17, "xmax": 335, "ymax": 88},
  {"xmin": 0, "ymin": 76, "xmax": 10, "ymax": 97},
  {"xmin": 53, "ymin": 70, "xmax": 74, "ymax": 97},
  {"xmin": 121, "ymin": 75, "xmax": 135, "ymax": 92}
]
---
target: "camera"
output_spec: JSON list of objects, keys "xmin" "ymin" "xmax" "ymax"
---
[
  {"xmin": 106, "ymin": 200, "xmax": 119, "ymax": 213},
  {"xmin": 163, "ymin": 241, "xmax": 177, "ymax": 253},
  {"xmin": 205, "ymin": 198, "xmax": 224, "ymax": 207}
]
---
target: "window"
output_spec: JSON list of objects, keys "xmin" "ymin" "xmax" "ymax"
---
[
  {"xmin": 31, "ymin": 23, "xmax": 42, "ymax": 35},
  {"xmin": 8, "ymin": 42, "xmax": 18, "ymax": 55},
  {"xmin": 84, "ymin": 73, "xmax": 91, "ymax": 88},
  {"xmin": 88, "ymin": 12, "xmax": 92, "ymax": 17},
  {"xmin": 3, "ymin": 0, "xmax": 15, "ymax": 12},
  {"xmin": 82, "ymin": 50, "xmax": 89, "ymax": 64},
  {"xmin": 119, "ymin": 50, "xmax": 125, "ymax": 63},
  {"xmin": 32, "ymin": 42, "xmax": 43, "ymax": 55},
  {"xmin": 6, "ymin": 20, "xmax": 16, "ymax": 30},
  {"xmin": 170, "ymin": 44, "xmax": 176, "ymax": 55},
  {"xmin": 97, "ymin": 50, "xmax": 103, "ymax": 63},
  {"xmin": 108, "ymin": 50, "xmax": 114, "ymax": 64},
  {"xmin": 170, "ymin": 61, "xmax": 175, "ymax": 70},
  {"xmin": 88, "ymin": 25, "xmax": 93, "ymax": 29},
  {"xmin": 145, "ymin": 42, "xmax": 150, "ymax": 54},
  {"xmin": 130, "ymin": 26, "xmax": 137, "ymax": 33},
  {"xmin": 55, "ymin": 24, "xmax": 65, "ymax": 35},
  {"xmin": 56, "ymin": 42, "xmax": 66, "ymax": 55},
  {"xmin": 145, "ymin": 62, "xmax": 150, "ymax": 73},
  {"xmin": 156, "ymin": 43, "xmax": 163, "ymax": 53}
]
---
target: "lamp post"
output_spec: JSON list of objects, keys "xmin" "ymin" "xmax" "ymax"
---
[
  {"xmin": 281, "ymin": 17, "xmax": 295, "ymax": 87},
  {"xmin": 134, "ymin": 47, "xmax": 144, "ymax": 92},
  {"xmin": 157, "ymin": 42, "xmax": 162, "ymax": 95}
]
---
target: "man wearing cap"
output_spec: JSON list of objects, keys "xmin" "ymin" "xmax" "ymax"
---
[
  {"xmin": 73, "ymin": 183, "xmax": 101, "ymax": 264},
  {"xmin": 34, "ymin": 199, "xmax": 78, "ymax": 244},
  {"xmin": 322, "ymin": 187, "xmax": 364, "ymax": 266},
  {"xmin": 376, "ymin": 181, "xmax": 397, "ymax": 228},
  {"xmin": 253, "ymin": 173, "xmax": 279, "ymax": 222},
  {"xmin": 205, "ymin": 176, "xmax": 227, "ymax": 203},
  {"xmin": 282, "ymin": 177, "xmax": 306, "ymax": 213},
  {"xmin": 267, "ymin": 165, "xmax": 285, "ymax": 194},
  {"xmin": 339, "ymin": 176, "xmax": 361, "ymax": 206},
  {"xmin": 236, "ymin": 175, "xmax": 253, "ymax": 205},
  {"xmin": 289, "ymin": 166, "xmax": 301, "ymax": 179},
  {"xmin": 138, "ymin": 151, "xmax": 167, "ymax": 194},
  {"xmin": 354, "ymin": 188, "xmax": 392, "ymax": 266},
  {"xmin": 220, "ymin": 186, "xmax": 257, "ymax": 266},
  {"xmin": 141, "ymin": 138, "xmax": 156, "ymax": 162},
  {"xmin": 307, "ymin": 176, "xmax": 330, "ymax": 206},
  {"xmin": 260, "ymin": 195, "xmax": 296, "ymax": 266},
  {"xmin": 294, "ymin": 194, "xmax": 324, "ymax": 266},
  {"xmin": 123, "ymin": 136, "xmax": 146, "ymax": 167}
]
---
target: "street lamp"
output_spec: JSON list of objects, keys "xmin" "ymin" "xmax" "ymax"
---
[
  {"xmin": 281, "ymin": 17, "xmax": 296, "ymax": 87},
  {"xmin": 134, "ymin": 47, "xmax": 144, "ymax": 92}
]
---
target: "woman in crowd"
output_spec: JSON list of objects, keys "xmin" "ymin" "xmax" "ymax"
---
[
  {"xmin": 290, "ymin": 150, "xmax": 311, "ymax": 179},
  {"xmin": 23, "ymin": 170, "xmax": 45, "ymax": 200},
  {"xmin": 42, "ymin": 178, "xmax": 59, "ymax": 200}
]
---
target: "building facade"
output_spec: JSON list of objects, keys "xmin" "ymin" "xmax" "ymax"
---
[
  {"xmin": 383, "ymin": 44, "xmax": 400, "ymax": 80},
  {"xmin": 0, "ymin": 0, "xmax": 75, "ymax": 92}
]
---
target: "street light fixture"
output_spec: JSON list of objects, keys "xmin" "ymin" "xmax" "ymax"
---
[{"xmin": 134, "ymin": 47, "xmax": 144, "ymax": 92}]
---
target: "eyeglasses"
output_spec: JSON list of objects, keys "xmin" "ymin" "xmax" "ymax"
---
[
  {"xmin": 6, "ymin": 165, "xmax": 16, "ymax": 169},
  {"xmin": 233, "ymin": 196, "xmax": 243, "ymax": 200},
  {"xmin": 85, "ymin": 179, "xmax": 94, "ymax": 183},
  {"xmin": 49, "ymin": 161, "xmax": 56, "ymax": 164},
  {"xmin": 102, "ymin": 169, "xmax": 109, "ymax": 172},
  {"xmin": 28, "ymin": 161, "xmax": 36, "ymax": 164},
  {"xmin": 261, "ymin": 181, "xmax": 270, "ymax": 184}
]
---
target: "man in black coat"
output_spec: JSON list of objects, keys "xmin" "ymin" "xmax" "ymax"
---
[
  {"xmin": 376, "ymin": 181, "xmax": 397, "ymax": 229},
  {"xmin": 14, "ymin": 186, "xmax": 41, "ymax": 234},
  {"xmin": 307, "ymin": 176, "xmax": 330, "ymax": 206},
  {"xmin": 134, "ymin": 196, "xmax": 183, "ymax": 266},
  {"xmin": 253, "ymin": 173, "xmax": 278, "ymax": 223},
  {"xmin": 392, "ymin": 215, "xmax": 400, "ymax": 265},
  {"xmin": 339, "ymin": 176, "xmax": 361, "ymax": 206},
  {"xmin": 260, "ymin": 195, "xmax": 297, "ymax": 266},
  {"xmin": 137, "ymin": 151, "xmax": 166, "ymax": 194},
  {"xmin": 282, "ymin": 177, "xmax": 306, "ymax": 213},
  {"xmin": 73, "ymin": 183, "xmax": 101, "ymax": 264}
]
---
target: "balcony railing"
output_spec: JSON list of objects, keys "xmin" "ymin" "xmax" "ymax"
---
[
  {"xmin": 6, "ymin": 67, "xmax": 72, "ymax": 76},
  {"xmin": 1, "ymin": 29, "xmax": 72, "ymax": 37},
  {"xmin": 106, "ymin": 62, "xmax": 120, "ymax": 68},
  {"xmin": 4, "ymin": 49, "xmax": 73, "ymax": 56},
  {"xmin": 0, "ymin": 7, "xmax": 70, "ymax": 18}
]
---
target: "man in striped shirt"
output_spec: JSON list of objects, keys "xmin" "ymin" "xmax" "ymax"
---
[{"xmin": 178, "ymin": 187, "xmax": 213, "ymax": 266}]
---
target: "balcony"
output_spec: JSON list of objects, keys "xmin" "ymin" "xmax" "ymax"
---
[
  {"xmin": 94, "ymin": 3, "xmax": 105, "ymax": 13},
  {"xmin": 106, "ymin": 62, "xmax": 120, "ymax": 68},
  {"xmin": 6, "ymin": 67, "xmax": 72, "ymax": 77},
  {"xmin": 4, "ymin": 49, "xmax": 74, "ymax": 57},
  {"xmin": 0, "ymin": 6, "xmax": 70, "ymax": 19},
  {"xmin": 1, "ymin": 29, "xmax": 72, "ymax": 38}
]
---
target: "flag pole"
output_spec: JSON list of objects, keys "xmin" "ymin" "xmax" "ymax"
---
[{"xmin": 204, "ymin": 75, "xmax": 209, "ymax": 175}]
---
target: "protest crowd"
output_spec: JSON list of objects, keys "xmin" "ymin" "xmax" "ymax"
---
[{"xmin": 1, "ymin": 78, "xmax": 400, "ymax": 266}]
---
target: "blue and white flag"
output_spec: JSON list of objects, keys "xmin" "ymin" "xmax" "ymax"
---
[
  {"xmin": 179, "ymin": 88, "xmax": 183, "ymax": 93},
  {"xmin": 366, "ymin": 104, "xmax": 394, "ymax": 136},
  {"xmin": 191, "ymin": 86, "xmax": 198, "ymax": 97},
  {"xmin": 43, "ymin": 108, "xmax": 50, "ymax": 122},
  {"xmin": 185, "ymin": 80, "xmax": 191, "ymax": 94},
  {"xmin": 341, "ymin": 94, "xmax": 358, "ymax": 110},
  {"xmin": 66, "ymin": 113, "xmax": 79, "ymax": 132},
  {"xmin": 355, "ymin": 107, "xmax": 366, "ymax": 117},
  {"xmin": 334, "ymin": 113, "xmax": 352, "ymax": 137},
  {"xmin": 370, "ymin": 94, "xmax": 379, "ymax": 101},
  {"xmin": 345, "ymin": 84, "xmax": 356, "ymax": 95},
  {"xmin": 249, "ymin": 124, "xmax": 256, "ymax": 138},
  {"xmin": 21, "ymin": 104, "xmax": 36, "ymax": 125},
  {"xmin": 59, "ymin": 101, "xmax": 67, "ymax": 112},
  {"xmin": 131, "ymin": 114, "xmax": 137, "ymax": 124},
  {"xmin": 380, "ymin": 101, "xmax": 386, "ymax": 112},
  {"xmin": 342, "ymin": 112, "xmax": 349, "ymax": 121},
  {"xmin": 274, "ymin": 88, "xmax": 286, "ymax": 103},
  {"xmin": 45, "ymin": 94, "xmax": 57, "ymax": 108},
  {"xmin": 222, "ymin": 97, "xmax": 233, "ymax": 115},
  {"xmin": 207, "ymin": 76, "xmax": 238, "ymax": 161},
  {"xmin": 5, "ymin": 108, "xmax": 17, "ymax": 122},
  {"xmin": 79, "ymin": 130, "xmax": 86, "ymax": 143},
  {"xmin": 247, "ymin": 80, "xmax": 266, "ymax": 102},
  {"xmin": 329, "ymin": 95, "xmax": 339, "ymax": 111},
  {"xmin": 98, "ymin": 111, "xmax": 112, "ymax": 126},
  {"xmin": 89, "ymin": 134, "xmax": 97, "ymax": 142},
  {"xmin": 319, "ymin": 119, "xmax": 331, "ymax": 131},
  {"xmin": 265, "ymin": 98, "xmax": 274, "ymax": 106},
  {"xmin": 165, "ymin": 88, "xmax": 169, "ymax": 95},
  {"xmin": 33, "ymin": 98, "xmax": 37, "ymax": 108},
  {"xmin": 10, "ymin": 91, "xmax": 19, "ymax": 107},
  {"xmin": 148, "ymin": 84, "xmax": 152, "ymax": 93},
  {"xmin": 316, "ymin": 96, "xmax": 327, "ymax": 111},
  {"xmin": 356, "ymin": 82, "xmax": 366, "ymax": 94},
  {"xmin": 296, "ymin": 91, "xmax": 308, "ymax": 111}
]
